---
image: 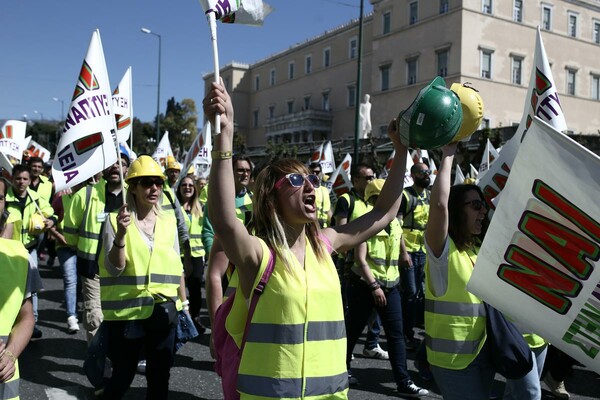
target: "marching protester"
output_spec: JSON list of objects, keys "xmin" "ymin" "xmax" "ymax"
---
[
  {"xmin": 345, "ymin": 178, "xmax": 428, "ymax": 397},
  {"xmin": 98, "ymin": 155, "xmax": 184, "ymax": 399},
  {"xmin": 308, "ymin": 162, "xmax": 332, "ymax": 228},
  {"xmin": 164, "ymin": 156, "xmax": 181, "ymax": 189},
  {"xmin": 423, "ymin": 142, "xmax": 495, "ymax": 399},
  {"xmin": 0, "ymin": 177, "xmax": 35, "ymax": 400},
  {"xmin": 204, "ymin": 80, "xmax": 411, "ymax": 399}
]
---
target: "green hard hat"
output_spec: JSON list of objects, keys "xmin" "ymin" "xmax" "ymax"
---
[{"xmin": 397, "ymin": 76, "xmax": 463, "ymax": 149}]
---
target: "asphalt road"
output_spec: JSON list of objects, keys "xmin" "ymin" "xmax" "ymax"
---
[{"xmin": 18, "ymin": 259, "xmax": 600, "ymax": 399}]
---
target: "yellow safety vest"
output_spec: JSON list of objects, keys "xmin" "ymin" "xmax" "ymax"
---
[
  {"xmin": 98, "ymin": 213, "xmax": 182, "ymax": 321},
  {"xmin": 523, "ymin": 333, "xmax": 547, "ymax": 349},
  {"xmin": 352, "ymin": 218, "xmax": 401, "ymax": 288},
  {"xmin": 5, "ymin": 187, "xmax": 54, "ymax": 249},
  {"xmin": 315, "ymin": 186, "xmax": 331, "ymax": 228},
  {"xmin": 425, "ymin": 238, "xmax": 486, "ymax": 370},
  {"xmin": 235, "ymin": 192, "xmax": 253, "ymax": 225},
  {"xmin": 231, "ymin": 238, "xmax": 348, "ymax": 399},
  {"xmin": 0, "ymin": 238, "xmax": 29, "ymax": 400},
  {"xmin": 181, "ymin": 206, "xmax": 205, "ymax": 258},
  {"xmin": 32, "ymin": 176, "xmax": 53, "ymax": 203},
  {"xmin": 401, "ymin": 188, "xmax": 430, "ymax": 252}
]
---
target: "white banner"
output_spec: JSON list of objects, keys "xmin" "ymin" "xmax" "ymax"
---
[
  {"xmin": 112, "ymin": 66, "xmax": 133, "ymax": 143},
  {"xmin": 26, "ymin": 139, "xmax": 51, "ymax": 162},
  {"xmin": 152, "ymin": 131, "xmax": 174, "ymax": 169},
  {"xmin": 478, "ymin": 27, "xmax": 567, "ymax": 211},
  {"xmin": 320, "ymin": 141, "xmax": 335, "ymax": 174},
  {"xmin": 468, "ymin": 118, "xmax": 600, "ymax": 373},
  {"xmin": 1, "ymin": 120, "xmax": 27, "ymax": 141},
  {"xmin": 52, "ymin": 30, "xmax": 118, "ymax": 192}
]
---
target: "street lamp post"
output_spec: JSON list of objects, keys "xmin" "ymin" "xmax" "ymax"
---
[
  {"xmin": 141, "ymin": 27, "xmax": 162, "ymax": 144},
  {"xmin": 353, "ymin": 0, "xmax": 365, "ymax": 163},
  {"xmin": 52, "ymin": 97, "xmax": 65, "ymax": 121}
]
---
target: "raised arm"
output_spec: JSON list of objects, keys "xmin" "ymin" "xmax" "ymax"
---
[
  {"xmin": 204, "ymin": 82, "xmax": 262, "ymax": 280},
  {"xmin": 425, "ymin": 143, "xmax": 457, "ymax": 257},
  {"xmin": 325, "ymin": 119, "xmax": 407, "ymax": 253}
]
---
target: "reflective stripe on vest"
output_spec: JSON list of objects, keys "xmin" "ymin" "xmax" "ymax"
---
[
  {"xmin": 235, "ymin": 238, "xmax": 348, "ymax": 400},
  {"xmin": 401, "ymin": 188, "xmax": 430, "ymax": 252},
  {"xmin": 0, "ymin": 239, "xmax": 29, "ymax": 400},
  {"xmin": 99, "ymin": 212, "xmax": 182, "ymax": 320},
  {"xmin": 354, "ymin": 218, "xmax": 401, "ymax": 288},
  {"xmin": 425, "ymin": 238, "xmax": 486, "ymax": 370},
  {"xmin": 237, "ymin": 371, "xmax": 349, "ymax": 399}
]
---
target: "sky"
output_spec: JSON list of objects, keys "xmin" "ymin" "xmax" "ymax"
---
[{"xmin": 0, "ymin": 0, "xmax": 373, "ymax": 124}]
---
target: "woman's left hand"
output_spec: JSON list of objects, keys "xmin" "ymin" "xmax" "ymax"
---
[
  {"xmin": 0, "ymin": 341, "xmax": 16, "ymax": 383},
  {"xmin": 116, "ymin": 204, "xmax": 131, "ymax": 238}
]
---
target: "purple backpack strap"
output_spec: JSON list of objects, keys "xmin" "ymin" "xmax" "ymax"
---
[{"xmin": 240, "ymin": 247, "xmax": 276, "ymax": 351}]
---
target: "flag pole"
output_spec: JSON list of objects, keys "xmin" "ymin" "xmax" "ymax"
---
[{"xmin": 207, "ymin": 12, "xmax": 221, "ymax": 134}]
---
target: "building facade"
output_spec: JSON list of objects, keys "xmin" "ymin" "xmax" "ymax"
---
[{"xmin": 204, "ymin": 0, "xmax": 600, "ymax": 151}]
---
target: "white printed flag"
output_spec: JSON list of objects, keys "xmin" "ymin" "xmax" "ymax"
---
[
  {"xmin": 152, "ymin": 132, "xmax": 174, "ymax": 169},
  {"xmin": 479, "ymin": 138, "xmax": 500, "ymax": 175},
  {"xmin": 26, "ymin": 139, "xmax": 51, "ymax": 163},
  {"xmin": 112, "ymin": 67, "xmax": 133, "ymax": 143},
  {"xmin": 320, "ymin": 141, "xmax": 335, "ymax": 174},
  {"xmin": 453, "ymin": 164, "xmax": 466, "ymax": 186},
  {"xmin": 1, "ymin": 120, "xmax": 27, "ymax": 141},
  {"xmin": 51, "ymin": 30, "xmax": 118, "ymax": 192},
  {"xmin": 309, "ymin": 143, "xmax": 323, "ymax": 166},
  {"xmin": 468, "ymin": 117, "xmax": 600, "ymax": 373},
  {"xmin": 199, "ymin": 0, "xmax": 271, "ymax": 25}
]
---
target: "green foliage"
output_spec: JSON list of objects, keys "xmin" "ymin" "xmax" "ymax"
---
[
  {"xmin": 132, "ymin": 117, "xmax": 156, "ymax": 155},
  {"xmin": 265, "ymin": 139, "xmax": 298, "ymax": 161},
  {"xmin": 161, "ymin": 97, "xmax": 198, "ymax": 158},
  {"xmin": 27, "ymin": 121, "xmax": 62, "ymax": 154}
]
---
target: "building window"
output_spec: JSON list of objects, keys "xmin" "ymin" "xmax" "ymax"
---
[
  {"xmin": 252, "ymin": 110, "xmax": 259, "ymax": 128},
  {"xmin": 480, "ymin": 49, "xmax": 493, "ymax": 79},
  {"xmin": 511, "ymin": 56, "xmax": 523, "ymax": 85},
  {"xmin": 593, "ymin": 21, "xmax": 600, "ymax": 45},
  {"xmin": 440, "ymin": 0, "xmax": 449, "ymax": 14},
  {"xmin": 407, "ymin": 58, "xmax": 418, "ymax": 85},
  {"xmin": 482, "ymin": 0, "xmax": 492, "ymax": 14},
  {"xmin": 347, "ymin": 85, "xmax": 356, "ymax": 107},
  {"xmin": 592, "ymin": 75, "xmax": 600, "ymax": 100},
  {"xmin": 305, "ymin": 55, "xmax": 312, "ymax": 74},
  {"xmin": 268, "ymin": 105, "xmax": 275, "ymax": 118},
  {"xmin": 349, "ymin": 37, "xmax": 358, "ymax": 59},
  {"xmin": 270, "ymin": 68, "xmax": 276, "ymax": 86},
  {"xmin": 323, "ymin": 47, "xmax": 331, "ymax": 68},
  {"xmin": 288, "ymin": 61, "xmax": 295, "ymax": 80},
  {"xmin": 287, "ymin": 100, "xmax": 294, "ymax": 114},
  {"xmin": 409, "ymin": 2, "xmax": 418, "ymax": 25},
  {"xmin": 380, "ymin": 64, "xmax": 391, "ymax": 91},
  {"xmin": 437, "ymin": 50, "xmax": 448, "ymax": 77},
  {"xmin": 513, "ymin": 0, "xmax": 522, "ymax": 23},
  {"xmin": 568, "ymin": 12, "xmax": 578, "ymax": 38},
  {"xmin": 322, "ymin": 92, "xmax": 330, "ymax": 111},
  {"xmin": 566, "ymin": 69, "xmax": 576, "ymax": 95},
  {"xmin": 382, "ymin": 11, "xmax": 391, "ymax": 34},
  {"xmin": 542, "ymin": 5, "xmax": 552, "ymax": 31},
  {"xmin": 254, "ymin": 75, "xmax": 260, "ymax": 91},
  {"xmin": 304, "ymin": 95, "xmax": 311, "ymax": 110}
]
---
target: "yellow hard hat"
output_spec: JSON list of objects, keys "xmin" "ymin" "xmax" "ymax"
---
[
  {"xmin": 165, "ymin": 155, "xmax": 181, "ymax": 171},
  {"xmin": 463, "ymin": 177, "xmax": 477, "ymax": 185},
  {"xmin": 28, "ymin": 213, "xmax": 45, "ymax": 235},
  {"xmin": 126, "ymin": 155, "xmax": 165, "ymax": 183},
  {"xmin": 450, "ymin": 83, "xmax": 484, "ymax": 142},
  {"xmin": 365, "ymin": 178, "xmax": 386, "ymax": 202},
  {"xmin": 187, "ymin": 164, "xmax": 195, "ymax": 175}
]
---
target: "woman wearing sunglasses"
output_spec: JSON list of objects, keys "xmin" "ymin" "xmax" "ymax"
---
[
  {"xmin": 423, "ymin": 143, "xmax": 494, "ymax": 399},
  {"xmin": 99, "ymin": 155, "xmax": 184, "ymax": 399},
  {"xmin": 176, "ymin": 175, "xmax": 207, "ymax": 332},
  {"xmin": 204, "ymin": 81, "xmax": 409, "ymax": 400}
]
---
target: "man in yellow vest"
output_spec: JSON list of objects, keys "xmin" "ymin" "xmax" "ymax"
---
[
  {"xmin": 28, "ymin": 157, "xmax": 56, "ymax": 266},
  {"xmin": 308, "ymin": 162, "xmax": 332, "ymax": 228},
  {"xmin": 164, "ymin": 156, "xmax": 181, "ymax": 189},
  {"xmin": 0, "ymin": 177, "xmax": 35, "ymax": 400}
]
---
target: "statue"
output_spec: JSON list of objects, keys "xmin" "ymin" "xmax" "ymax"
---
[{"xmin": 359, "ymin": 94, "xmax": 372, "ymax": 139}]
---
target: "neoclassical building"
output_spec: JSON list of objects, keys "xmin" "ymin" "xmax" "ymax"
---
[{"xmin": 203, "ymin": 0, "xmax": 600, "ymax": 151}]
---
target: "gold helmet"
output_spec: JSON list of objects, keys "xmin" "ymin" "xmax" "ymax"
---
[
  {"xmin": 165, "ymin": 155, "xmax": 181, "ymax": 171},
  {"xmin": 125, "ymin": 155, "xmax": 165, "ymax": 183},
  {"xmin": 451, "ymin": 83, "xmax": 484, "ymax": 142},
  {"xmin": 365, "ymin": 178, "xmax": 386, "ymax": 202}
]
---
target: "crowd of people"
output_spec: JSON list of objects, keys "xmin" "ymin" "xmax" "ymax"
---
[{"xmin": 0, "ymin": 80, "xmax": 584, "ymax": 400}]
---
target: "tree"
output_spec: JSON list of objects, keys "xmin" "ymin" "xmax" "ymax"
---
[
  {"xmin": 161, "ymin": 97, "xmax": 198, "ymax": 159},
  {"xmin": 132, "ymin": 117, "xmax": 156, "ymax": 155},
  {"xmin": 27, "ymin": 121, "xmax": 62, "ymax": 155}
]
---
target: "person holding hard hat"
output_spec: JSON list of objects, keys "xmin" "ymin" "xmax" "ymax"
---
[
  {"xmin": 99, "ymin": 155, "xmax": 185, "ymax": 399},
  {"xmin": 6, "ymin": 163, "xmax": 58, "ymax": 339}
]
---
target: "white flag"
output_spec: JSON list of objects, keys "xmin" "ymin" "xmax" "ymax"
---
[
  {"xmin": 308, "ymin": 143, "xmax": 323, "ymax": 166},
  {"xmin": 325, "ymin": 153, "xmax": 352, "ymax": 193},
  {"xmin": 320, "ymin": 141, "xmax": 336, "ymax": 174},
  {"xmin": 468, "ymin": 117, "xmax": 600, "ymax": 373},
  {"xmin": 51, "ymin": 30, "xmax": 118, "ymax": 192},
  {"xmin": 478, "ymin": 27, "xmax": 567, "ymax": 211},
  {"xmin": 469, "ymin": 164, "xmax": 479, "ymax": 180},
  {"xmin": 26, "ymin": 139, "xmax": 51, "ymax": 163},
  {"xmin": 199, "ymin": 0, "xmax": 272, "ymax": 26},
  {"xmin": 453, "ymin": 164, "xmax": 465, "ymax": 186},
  {"xmin": 112, "ymin": 67, "xmax": 133, "ymax": 143},
  {"xmin": 379, "ymin": 150, "xmax": 395, "ymax": 179},
  {"xmin": 1, "ymin": 120, "xmax": 27, "ymax": 141},
  {"xmin": 152, "ymin": 131, "xmax": 174, "ymax": 169}
]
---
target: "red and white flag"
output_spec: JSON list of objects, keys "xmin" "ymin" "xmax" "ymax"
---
[
  {"xmin": 27, "ymin": 139, "xmax": 51, "ymax": 163},
  {"xmin": 479, "ymin": 138, "xmax": 500, "ymax": 175},
  {"xmin": 379, "ymin": 150, "xmax": 395, "ymax": 179},
  {"xmin": 112, "ymin": 67, "xmax": 133, "ymax": 143},
  {"xmin": 152, "ymin": 132, "xmax": 174, "ymax": 169},
  {"xmin": 178, "ymin": 121, "xmax": 212, "ymax": 184},
  {"xmin": 478, "ymin": 27, "xmax": 567, "ymax": 210},
  {"xmin": 309, "ymin": 143, "xmax": 323, "ymax": 166},
  {"xmin": 1, "ymin": 120, "xmax": 27, "ymax": 141},
  {"xmin": 51, "ymin": 30, "xmax": 118, "ymax": 192},
  {"xmin": 326, "ymin": 153, "xmax": 352, "ymax": 204},
  {"xmin": 320, "ymin": 141, "xmax": 335, "ymax": 174}
]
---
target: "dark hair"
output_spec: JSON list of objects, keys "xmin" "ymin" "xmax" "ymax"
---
[
  {"xmin": 12, "ymin": 164, "xmax": 32, "ymax": 177},
  {"xmin": 410, "ymin": 162, "xmax": 428, "ymax": 174},
  {"xmin": 448, "ymin": 184, "xmax": 489, "ymax": 251},
  {"xmin": 351, "ymin": 163, "xmax": 374, "ymax": 183},
  {"xmin": 309, "ymin": 162, "xmax": 321, "ymax": 170},
  {"xmin": 233, "ymin": 155, "xmax": 253, "ymax": 171},
  {"xmin": 27, "ymin": 156, "xmax": 44, "ymax": 165}
]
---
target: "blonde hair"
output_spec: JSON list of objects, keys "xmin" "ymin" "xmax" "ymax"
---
[
  {"xmin": 126, "ymin": 178, "xmax": 163, "ymax": 230},
  {"xmin": 250, "ymin": 159, "xmax": 328, "ymax": 273}
]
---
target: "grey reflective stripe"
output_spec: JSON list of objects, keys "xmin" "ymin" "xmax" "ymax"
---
[
  {"xmin": 79, "ymin": 231, "xmax": 100, "ymax": 240},
  {"xmin": 76, "ymin": 250, "xmax": 97, "ymax": 261},
  {"xmin": 307, "ymin": 321, "xmax": 346, "ymax": 341},
  {"xmin": 0, "ymin": 378, "xmax": 19, "ymax": 400},
  {"xmin": 0, "ymin": 336, "xmax": 7, "ymax": 342},
  {"xmin": 100, "ymin": 275, "xmax": 148, "ymax": 287},
  {"xmin": 190, "ymin": 245, "xmax": 204, "ymax": 252},
  {"xmin": 150, "ymin": 274, "xmax": 181, "ymax": 284},
  {"xmin": 425, "ymin": 299, "xmax": 485, "ymax": 317},
  {"xmin": 189, "ymin": 234, "xmax": 202, "ymax": 239},
  {"xmin": 378, "ymin": 277, "xmax": 400, "ymax": 289},
  {"xmin": 238, "ymin": 372, "xmax": 348, "ymax": 398},
  {"xmin": 370, "ymin": 257, "xmax": 399, "ymax": 267},
  {"xmin": 224, "ymin": 286, "xmax": 236, "ymax": 298},
  {"xmin": 101, "ymin": 296, "xmax": 153, "ymax": 310},
  {"xmin": 248, "ymin": 321, "xmax": 345, "ymax": 344},
  {"xmin": 426, "ymin": 334, "xmax": 482, "ymax": 355},
  {"xmin": 162, "ymin": 204, "xmax": 175, "ymax": 210},
  {"xmin": 63, "ymin": 226, "xmax": 78, "ymax": 234},
  {"xmin": 78, "ymin": 185, "xmax": 93, "ymax": 236}
]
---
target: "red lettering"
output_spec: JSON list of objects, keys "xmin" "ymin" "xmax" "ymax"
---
[
  {"xmin": 520, "ymin": 212, "xmax": 599, "ymax": 279},
  {"xmin": 498, "ymin": 245, "xmax": 581, "ymax": 314}
]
